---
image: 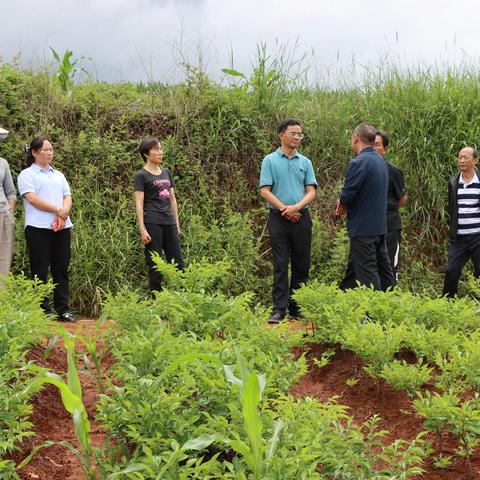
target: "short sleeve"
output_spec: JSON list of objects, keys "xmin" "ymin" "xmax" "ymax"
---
[
  {"xmin": 259, "ymin": 157, "xmax": 273, "ymax": 188},
  {"xmin": 305, "ymin": 159, "xmax": 317, "ymax": 187},
  {"xmin": 61, "ymin": 173, "xmax": 72, "ymax": 196},
  {"xmin": 168, "ymin": 169, "xmax": 175, "ymax": 189},
  {"xmin": 391, "ymin": 167, "xmax": 406, "ymax": 200},
  {"xmin": 134, "ymin": 171, "xmax": 145, "ymax": 191},
  {"xmin": 17, "ymin": 169, "xmax": 36, "ymax": 196}
]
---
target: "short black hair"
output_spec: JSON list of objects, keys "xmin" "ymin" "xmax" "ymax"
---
[
  {"xmin": 139, "ymin": 137, "xmax": 160, "ymax": 161},
  {"xmin": 354, "ymin": 123, "xmax": 376, "ymax": 145},
  {"xmin": 278, "ymin": 119, "xmax": 302, "ymax": 134},
  {"xmin": 375, "ymin": 130, "xmax": 389, "ymax": 148}
]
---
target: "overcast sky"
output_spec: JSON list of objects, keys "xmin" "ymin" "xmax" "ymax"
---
[{"xmin": 1, "ymin": 0, "xmax": 480, "ymax": 86}]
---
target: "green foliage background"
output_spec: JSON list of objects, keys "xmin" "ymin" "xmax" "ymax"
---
[{"xmin": 0, "ymin": 57, "xmax": 474, "ymax": 314}]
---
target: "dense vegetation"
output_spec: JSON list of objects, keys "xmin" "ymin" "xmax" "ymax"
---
[
  {"xmin": 0, "ymin": 276, "xmax": 50, "ymax": 479},
  {"xmin": 6, "ymin": 264, "xmax": 480, "ymax": 478},
  {"xmin": 93, "ymin": 259, "xmax": 429, "ymax": 479},
  {"xmin": 1, "ymin": 55, "xmax": 480, "ymax": 313}
]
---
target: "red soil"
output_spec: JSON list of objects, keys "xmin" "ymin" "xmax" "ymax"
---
[
  {"xmin": 291, "ymin": 339, "xmax": 480, "ymax": 480},
  {"xmin": 14, "ymin": 319, "xmax": 111, "ymax": 480},
  {"xmin": 12, "ymin": 319, "xmax": 480, "ymax": 479}
]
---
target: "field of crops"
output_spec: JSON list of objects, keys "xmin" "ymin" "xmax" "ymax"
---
[{"xmin": 2, "ymin": 258, "xmax": 480, "ymax": 479}]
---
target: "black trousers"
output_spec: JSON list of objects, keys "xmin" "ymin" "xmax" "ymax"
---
[
  {"xmin": 25, "ymin": 226, "xmax": 71, "ymax": 314},
  {"xmin": 386, "ymin": 229, "xmax": 401, "ymax": 279},
  {"xmin": 443, "ymin": 234, "xmax": 480, "ymax": 297},
  {"xmin": 144, "ymin": 223, "xmax": 185, "ymax": 292},
  {"xmin": 267, "ymin": 209, "xmax": 312, "ymax": 314},
  {"xmin": 340, "ymin": 235, "xmax": 395, "ymax": 291}
]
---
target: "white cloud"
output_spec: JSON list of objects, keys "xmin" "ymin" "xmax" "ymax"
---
[{"xmin": 0, "ymin": 0, "xmax": 479, "ymax": 84}]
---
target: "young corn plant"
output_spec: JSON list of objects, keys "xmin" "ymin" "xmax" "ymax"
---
[
  {"xmin": 77, "ymin": 314, "xmax": 108, "ymax": 394},
  {"xmin": 20, "ymin": 334, "xmax": 95, "ymax": 479},
  {"xmin": 223, "ymin": 348, "xmax": 284, "ymax": 479},
  {"xmin": 50, "ymin": 47, "xmax": 88, "ymax": 95}
]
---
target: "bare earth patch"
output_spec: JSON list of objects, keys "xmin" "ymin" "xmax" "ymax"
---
[
  {"xmin": 14, "ymin": 319, "xmax": 110, "ymax": 480},
  {"xmin": 291, "ymin": 340, "xmax": 480, "ymax": 480}
]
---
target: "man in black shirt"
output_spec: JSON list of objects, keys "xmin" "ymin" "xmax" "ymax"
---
[{"xmin": 374, "ymin": 131, "xmax": 406, "ymax": 279}]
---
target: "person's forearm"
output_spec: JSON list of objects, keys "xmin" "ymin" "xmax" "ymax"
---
[
  {"xmin": 260, "ymin": 189, "xmax": 285, "ymax": 211},
  {"xmin": 135, "ymin": 205, "xmax": 146, "ymax": 232},
  {"xmin": 295, "ymin": 189, "xmax": 316, "ymax": 210},
  {"xmin": 7, "ymin": 198, "xmax": 15, "ymax": 210},
  {"xmin": 171, "ymin": 199, "xmax": 180, "ymax": 228},
  {"xmin": 62, "ymin": 195, "xmax": 72, "ymax": 212},
  {"xmin": 24, "ymin": 192, "xmax": 59, "ymax": 213},
  {"xmin": 134, "ymin": 191, "xmax": 147, "ymax": 233}
]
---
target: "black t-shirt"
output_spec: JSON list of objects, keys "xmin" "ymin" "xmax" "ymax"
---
[
  {"xmin": 386, "ymin": 162, "xmax": 406, "ymax": 232},
  {"xmin": 134, "ymin": 168, "xmax": 176, "ymax": 225}
]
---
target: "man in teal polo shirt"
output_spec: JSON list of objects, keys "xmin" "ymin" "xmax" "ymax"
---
[{"xmin": 260, "ymin": 119, "xmax": 317, "ymax": 323}]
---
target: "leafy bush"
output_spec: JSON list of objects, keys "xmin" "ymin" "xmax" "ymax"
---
[
  {"xmin": 96, "ymin": 260, "xmax": 430, "ymax": 479},
  {"xmin": 4, "ymin": 58, "xmax": 480, "ymax": 313},
  {"xmin": 0, "ymin": 276, "xmax": 52, "ymax": 466}
]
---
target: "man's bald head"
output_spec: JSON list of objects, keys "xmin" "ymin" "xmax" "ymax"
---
[
  {"xmin": 353, "ymin": 123, "xmax": 377, "ymax": 145},
  {"xmin": 351, "ymin": 123, "xmax": 377, "ymax": 154}
]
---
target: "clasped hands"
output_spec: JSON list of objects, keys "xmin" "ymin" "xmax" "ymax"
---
[
  {"xmin": 281, "ymin": 205, "xmax": 302, "ymax": 223},
  {"xmin": 52, "ymin": 207, "xmax": 69, "ymax": 232}
]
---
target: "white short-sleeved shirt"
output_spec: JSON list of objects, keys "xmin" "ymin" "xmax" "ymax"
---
[{"xmin": 17, "ymin": 164, "xmax": 73, "ymax": 229}]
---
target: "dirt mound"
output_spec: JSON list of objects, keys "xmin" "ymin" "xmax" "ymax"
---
[
  {"xmin": 291, "ymin": 341, "xmax": 480, "ymax": 480},
  {"xmin": 15, "ymin": 319, "xmax": 109, "ymax": 480}
]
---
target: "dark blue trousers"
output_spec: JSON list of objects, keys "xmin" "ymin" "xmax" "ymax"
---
[
  {"xmin": 443, "ymin": 234, "xmax": 480, "ymax": 297},
  {"xmin": 267, "ymin": 209, "xmax": 312, "ymax": 314}
]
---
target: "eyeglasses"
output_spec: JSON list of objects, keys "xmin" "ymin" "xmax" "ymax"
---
[{"xmin": 286, "ymin": 132, "xmax": 304, "ymax": 139}]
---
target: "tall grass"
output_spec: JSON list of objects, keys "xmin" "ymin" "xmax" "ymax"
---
[{"xmin": 1, "ymin": 50, "xmax": 479, "ymax": 314}]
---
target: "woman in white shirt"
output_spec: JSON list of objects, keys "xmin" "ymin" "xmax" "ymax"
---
[{"xmin": 17, "ymin": 136, "xmax": 76, "ymax": 322}]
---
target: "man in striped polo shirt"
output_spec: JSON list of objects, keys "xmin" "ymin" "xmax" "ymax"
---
[{"xmin": 443, "ymin": 146, "xmax": 480, "ymax": 297}]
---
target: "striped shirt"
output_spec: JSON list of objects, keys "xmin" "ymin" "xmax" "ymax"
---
[{"xmin": 457, "ymin": 172, "xmax": 480, "ymax": 235}]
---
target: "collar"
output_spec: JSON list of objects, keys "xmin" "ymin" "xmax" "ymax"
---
[
  {"xmin": 31, "ymin": 163, "xmax": 55, "ymax": 173},
  {"xmin": 359, "ymin": 146, "xmax": 375, "ymax": 154},
  {"xmin": 277, "ymin": 147, "xmax": 299, "ymax": 160},
  {"xmin": 459, "ymin": 171, "xmax": 479, "ymax": 187}
]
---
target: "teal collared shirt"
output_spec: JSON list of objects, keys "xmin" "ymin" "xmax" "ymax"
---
[{"xmin": 259, "ymin": 148, "xmax": 317, "ymax": 209}]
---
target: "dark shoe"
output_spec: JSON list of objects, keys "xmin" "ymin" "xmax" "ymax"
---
[
  {"xmin": 58, "ymin": 311, "xmax": 77, "ymax": 323},
  {"xmin": 268, "ymin": 310, "xmax": 286, "ymax": 324},
  {"xmin": 288, "ymin": 311, "xmax": 304, "ymax": 321}
]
